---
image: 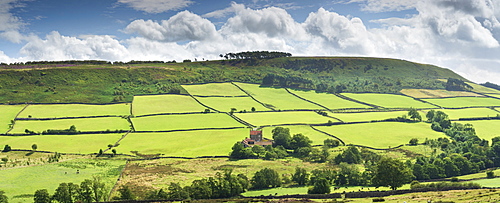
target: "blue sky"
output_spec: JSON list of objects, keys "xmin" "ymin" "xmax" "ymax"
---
[{"xmin": 1, "ymin": 0, "xmax": 500, "ymax": 84}]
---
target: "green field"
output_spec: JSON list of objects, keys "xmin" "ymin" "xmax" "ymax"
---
[
  {"xmin": 0, "ymin": 105, "xmax": 24, "ymax": 131},
  {"xmin": 0, "ymin": 133, "xmax": 123, "ymax": 153},
  {"xmin": 195, "ymin": 96, "xmax": 266, "ymax": 112},
  {"xmin": 423, "ymin": 97, "xmax": 500, "ymax": 108},
  {"xmin": 181, "ymin": 83, "xmax": 246, "ymax": 96},
  {"xmin": 469, "ymin": 177, "xmax": 500, "ymax": 187},
  {"xmin": 132, "ymin": 94, "xmax": 205, "ymax": 115},
  {"xmin": 261, "ymin": 125, "xmax": 333, "ymax": 145},
  {"xmin": 487, "ymin": 94, "xmax": 500, "ymax": 99},
  {"xmin": 131, "ymin": 113, "xmax": 245, "ymax": 131},
  {"xmin": 18, "ymin": 103, "xmax": 130, "ymax": 118},
  {"xmin": 341, "ymin": 93, "xmax": 436, "ymax": 109},
  {"xmin": 467, "ymin": 82, "xmax": 500, "ymax": 94},
  {"xmin": 453, "ymin": 169, "xmax": 500, "ymax": 180},
  {"xmin": 9, "ymin": 117, "xmax": 130, "ymax": 134},
  {"xmin": 234, "ymin": 83, "xmax": 323, "ymax": 110},
  {"xmin": 422, "ymin": 108, "xmax": 500, "ymax": 120},
  {"xmin": 242, "ymin": 185, "xmax": 406, "ymax": 197},
  {"xmin": 235, "ymin": 111, "xmax": 332, "ymax": 126},
  {"xmin": 315, "ymin": 122, "xmax": 445, "ymax": 148},
  {"xmin": 116, "ymin": 129, "xmax": 247, "ymax": 157},
  {"xmin": 330, "ymin": 111, "xmax": 413, "ymax": 122},
  {"xmin": 0, "ymin": 158, "xmax": 126, "ymax": 202},
  {"xmin": 289, "ymin": 89, "xmax": 371, "ymax": 109},
  {"xmin": 456, "ymin": 120, "xmax": 500, "ymax": 141}
]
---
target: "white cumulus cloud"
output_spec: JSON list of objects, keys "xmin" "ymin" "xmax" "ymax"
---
[
  {"xmin": 125, "ymin": 10, "xmax": 219, "ymax": 42},
  {"xmin": 117, "ymin": 0, "xmax": 193, "ymax": 14},
  {"xmin": 348, "ymin": 0, "xmax": 418, "ymax": 12}
]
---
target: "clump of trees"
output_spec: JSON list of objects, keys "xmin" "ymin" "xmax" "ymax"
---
[
  {"xmin": 33, "ymin": 177, "xmax": 107, "ymax": 203},
  {"xmin": 220, "ymin": 51, "xmax": 291, "ymax": 60},
  {"xmin": 445, "ymin": 78, "xmax": 472, "ymax": 91}
]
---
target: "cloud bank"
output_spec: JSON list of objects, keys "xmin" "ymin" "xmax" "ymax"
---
[{"xmin": 3, "ymin": 0, "xmax": 500, "ymax": 84}]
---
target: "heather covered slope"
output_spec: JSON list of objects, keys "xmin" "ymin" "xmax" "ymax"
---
[{"xmin": 0, "ymin": 57, "xmax": 466, "ymax": 104}]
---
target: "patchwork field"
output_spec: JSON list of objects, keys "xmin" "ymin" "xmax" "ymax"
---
[
  {"xmin": 401, "ymin": 89, "xmax": 482, "ymax": 98},
  {"xmin": 0, "ymin": 133, "xmax": 123, "ymax": 153},
  {"xmin": 423, "ymin": 97, "xmax": 500, "ymax": 108},
  {"xmin": 456, "ymin": 120, "xmax": 500, "ymax": 141},
  {"xmin": 469, "ymin": 177, "xmax": 500, "ymax": 187},
  {"xmin": 17, "ymin": 103, "xmax": 130, "ymax": 118},
  {"xmin": 0, "ymin": 158, "xmax": 126, "ymax": 203},
  {"xmin": 315, "ymin": 122, "xmax": 445, "ymax": 148},
  {"xmin": 116, "ymin": 129, "xmax": 247, "ymax": 157},
  {"xmin": 9, "ymin": 117, "xmax": 130, "ymax": 134},
  {"xmin": 132, "ymin": 94, "xmax": 205, "ymax": 115},
  {"xmin": 181, "ymin": 82, "xmax": 246, "ymax": 96},
  {"xmin": 234, "ymin": 111, "xmax": 332, "ymax": 126},
  {"xmin": 421, "ymin": 108, "xmax": 500, "ymax": 120},
  {"xmin": 131, "ymin": 113, "xmax": 245, "ymax": 131},
  {"xmin": 261, "ymin": 125, "xmax": 334, "ymax": 145},
  {"xmin": 194, "ymin": 96, "xmax": 266, "ymax": 112},
  {"xmin": 330, "ymin": 111, "xmax": 414, "ymax": 122},
  {"xmin": 341, "ymin": 93, "xmax": 437, "ymax": 109},
  {"xmin": 0, "ymin": 105, "xmax": 24, "ymax": 131},
  {"xmin": 289, "ymin": 89, "xmax": 370, "ymax": 109},
  {"xmin": 234, "ymin": 83, "xmax": 322, "ymax": 110}
]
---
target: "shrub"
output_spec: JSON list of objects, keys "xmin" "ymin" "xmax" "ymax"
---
[{"xmin": 487, "ymin": 170, "xmax": 495, "ymax": 179}]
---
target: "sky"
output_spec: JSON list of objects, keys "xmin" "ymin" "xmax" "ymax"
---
[{"xmin": 0, "ymin": 0, "xmax": 500, "ymax": 84}]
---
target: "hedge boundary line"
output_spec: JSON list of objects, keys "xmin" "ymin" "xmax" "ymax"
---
[
  {"xmin": 309, "ymin": 125, "xmax": 346, "ymax": 145},
  {"xmin": 284, "ymin": 88, "xmax": 332, "ymax": 111},
  {"xmin": 5, "ymin": 104, "xmax": 29, "ymax": 134},
  {"xmin": 230, "ymin": 82, "xmax": 276, "ymax": 111},
  {"xmin": 334, "ymin": 93, "xmax": 381, "ymax": 108},
  {"xmin": 133, "ymin": 126, "xmax": 247, "ymax": 133}
]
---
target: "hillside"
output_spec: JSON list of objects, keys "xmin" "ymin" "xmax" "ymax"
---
[{"xmin": 0, "ymin": 57, "xmax": 466, "ymax": 104}]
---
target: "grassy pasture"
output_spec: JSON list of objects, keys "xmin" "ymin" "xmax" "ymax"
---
[
  {"xmin": 9, "ymin": 117, "xmax": 130, "ymax": 134},
  {"xmin": 117, "ymin": 129, "xmax": 247, "ymax": 157},
  {"xmin": 261, "ymin": 125, "xmax": 333, "ymax": 145},
  {"xmin": 315, "ymin": 122, "xmax": 445, "ymax": 148},
  {"xmin": 18, "ymin": 103, "xmax": 130, "ymax": 118},
  {"xmin": 242, "ymin": 185, "xmax": 405, "ymax": 197},
  {"xmin": 0, "ymin": 105, "xmax": 24, "ymax": 131},
  {"xmin": 289, "ymin": 89, "xmax": 370, "ymax": 109},
  {"xmin": 234, "ymin": 83, "xmax": 322, "ymax": 110},
  {"xmin": 453, "ymin": 168, "xmax": 500, "ymax": 180},
  {"xmin": 467, "ymin": 82, "xmax": 500, "ymax": 94},
  {"xmin": 423, "ymin": 97, "xmax": 500, "ymax": 108},
  {"xmin": 401, "ymin": 89, "xmax": 482, "ymax": 98},
  {"xmin": 420, "ymin": 108, "xmax": 500, "ymax": 120},
  {"xmin": 131, "ymin": 113, "xmax": 245, "ymax": 131},
  {"xmin": 132, "ymin": 94, "xmax": 205, "ymax": 115},
  {"xmin": 487, "ymin": 94, "xmax": 500, "ymax": 99},
  {"xmin": 0, "ymin": 158, "xmax": 125, "ymax": 203},
  {"xmin": 456, "ymin": 120, "xmax": 500, "ymax": 141},
  {"xmin": 0, "ymin": 133, "xmax": 123, "ymax": 153},
  {"xmin": 181, "ymin": 83, "xmax": 246, "ymax": 96},
  {"xmin": 330, "ymin": 111, "xmax": 413, "ymax": 122},
  {"xmin": 194, "ymin": 96, "xmax": 266, "ymax": 112},
  {"xmin": 234, "ymin": 111, "xmax": 332, "ymax": 126},
  {"xmin": 341, "ymin": 93, "xmax": 436, "ymax": 109},
  {"xmin": 469, "ymin": 177, "xmax": 500, "ymax": 187}
]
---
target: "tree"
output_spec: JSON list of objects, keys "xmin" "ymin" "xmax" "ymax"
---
[
  {"xmin": 272, "ymin": 127, "xmax": 291, "ymax": 149},
  {"xmin": 408, "ymin": 108, "xmax": 422, "ymax": 122},
  {"xmin": 32, "ymin": 144, "xmax": 38, "ymax": 151},
  {"xmin": 98, "ymin": 149, "xmax": 103, "ymax": 157},
  {"xmin": 53, "ymin": 183, "xmax": 79, "ymax": 203},
  {"xmin": 324, "ymin": 138, "xmax": 340, "ymax": 148},
  {"xmin": 167, "ymin": 182, "xmax": 189, "ymax": 200},
  {"xmin": 251, "ymin": 168, "xmax": 281, "ymax": 189},
  {"xmin": 292, "ymin": 167, "xmax": 309, "ymax": 185},
  {"xmin": 409, "ymin": 138, "xmax": 419, "ymax": 146},
  {"xmin": 34, "ymin": 189, "xmax": 50, "ymax": 203},
  {"xmin": 487, "ymin": 170, "xmax": 495, "ymax": 178},
  {"xmin": 307, "ymin": 177, "xmax": 330, "ymax": 194},
  {"xmin": 372, "ymin": 157, "xmax": 414, "ymax": 190},
  {"xmin": 334, "ymin": 146, "xmax": 362, "ymax": 164},
  {"xmin": 111, "ymin": 149, "xmax": 117, "ymax": 156},
  {"xmin": 290, "ymin": 134, "xmax": 312, "ymax": 150},
  {"xmin": 229, "ymin": 142, "xmax": 254, "ymax": 159},
  {"xmin": 2, "ymin": 145, "xmax": 11, "ymax": 152},
  {"xmin": 0, "ymin": 191, "xmax": 7, "ymax": 203},
  {"xmin": 116, "ymin": 186, "xmax": 134, "ymax": 200},
  {"xmin": 251, "ymin": 145, "xmax": 265, "ymax": 157},
  {"xmin": 90, "ymin": 176, "xmax": 107, "ymax": 202},
  {"xmin": 251, "ymin": 107, "xmax": 256, "ymax": 112}
]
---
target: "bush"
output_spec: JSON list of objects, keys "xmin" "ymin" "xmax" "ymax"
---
[
  {"xmin": 487, "ymin": 170, "xmax": 495, "ymax": 179},
  {"xmin": 372, "ymin": 198, "xmax": 385, "ymax": 202}
]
